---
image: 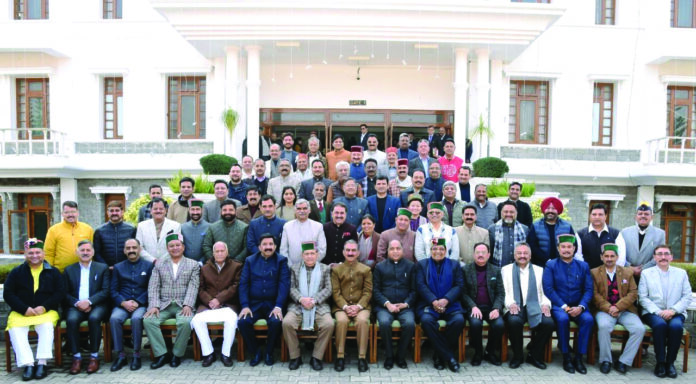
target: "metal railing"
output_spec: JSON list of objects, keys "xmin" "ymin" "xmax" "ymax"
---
[
  {"xmin": 643, "ymin": 136, "xmax": 696, "ymax": 164},
  {"xmin": 0, "ymin": 128, "xmax": 68, "ymax": 156}
]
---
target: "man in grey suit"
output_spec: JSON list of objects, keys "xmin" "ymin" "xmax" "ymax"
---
[
  {"xmin": 144, "ymin": 233, "xmax": 200, "ymax": 369},
  {"xmin": 298, "ymin": 160, "xmax": 332, "ymax": 200},
  {"xmin": 617, "ymin": 203, "xmax": 665, "ymax": 278},
  {"xmin": 203, "ymin": 180, "xmax": 241, "ymax": 223},
  {"xmin": 408, "ymin": 139, "xmax": 437, "ymax": 177}
]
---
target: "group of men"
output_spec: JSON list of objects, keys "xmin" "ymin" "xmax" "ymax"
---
[{"xmin": 3, "ymin": 127, "xmax": 693, "ymax": 380}]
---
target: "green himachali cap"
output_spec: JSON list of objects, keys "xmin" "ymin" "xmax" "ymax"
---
[
  {"xmin": 189, "ymin": 199, "xmax": 204, "ymax": 208},
  {"xmin": 556, "ymin": 234, "xmax": 576, "ymax": 245},
  {"xmin": 601, "ymin": 243, "xmax": 618, "ymax": 255},
  {"xmin": 301, "ymin": 242, "xmax": 315, "ymax": 252},
  {"xmin": 24, "ymin": 238, "xmax": 44, "ymax": 250},
  {"xmin": 166, "ymin": 233, "xmax": 183, "ymax": 244},
  {"xmin": 431, "ymin": 237, "xmax": 447, "ymax": 247},
  {"xmin": 428, "ymin": 202, "xmax": 444, "ymax": 212},
  {"xmin": 397, "ymin": 208, "xmax": 412, "ymax": 219}
]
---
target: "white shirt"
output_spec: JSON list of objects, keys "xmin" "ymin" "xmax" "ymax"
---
[
  {"xmin": 294, "ymin": 169, "xmax": 313, "ymax": 181},
  {"xmin": 396, "ymin": 176, "xmax": 412, "ymax": 191},
  {"xmin": 517, "ymin": 264, "xmax": 531, "ymax": 306},
  {"xmin": 172, "ymin": 260, "xmax": 180, "ymax": 278},
  {"xmin": 242, "ymin": 170, "xmax": 254, "ymax": 180},
  {"xmin": 363, "ymin": 150, "xmax": 387, "ymax": 167},
  {"xmin": 575, "ymin": 224, "xmax": 624, "ymax": 266},
  {"xmin": 605, "ymin": 266, "xmax": 616, "ymax": 282},
  {"xmin": 78, "ymin": 262, "xmax": 91, "ymax": 302}
]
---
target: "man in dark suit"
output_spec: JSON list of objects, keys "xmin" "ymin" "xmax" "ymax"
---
[
  {"xmin": 400, "ymin": 170, "xmax": 434, "ymax": 215},
  {"xmin": 358, "ymin": 124, "xmax": 370, "ymax": 150},
  {"xmin": 496, "ymin": 182, "xmax": 533, "ymax": 228},
  {"xmin": 408, "ymin": 139, "xmax": 437, "ymax": 177},
  {"xmin": 436, "ymin": 126, "xmax": 452, "ymax": 155},
  {"xmin": 367, "ymin": 176, "xmax": 402, "ymax": 233},
  {"xmin": 63, "ymin": 240, "xmax": 111, "ymax": 374},
  {"xmin": 322, "ymin": 203, "xmax": 358, "ymax": 265},
  {"xmin": 298, "ymin": 159, "xmax": 332, "ymax": 200},
  {"xmin": 308, "ymin": 182, "xmax": 330, "ymax": 223},
  {"xmin": 426, "ymin": 125, "xmax": 441, "ymax": 157},
  {"xmin": 461, "ymin": 243, "xmax": 504, "ymax": 366}
]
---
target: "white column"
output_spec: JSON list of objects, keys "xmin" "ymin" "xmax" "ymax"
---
[
  {"xmin": 0, "ymin": 75, "xmax": 11, "ymax": 128},
  {"xmin": 59, "ymin": 178, "xmax": 78, "ymax": 204},
  {"xmin": 453, "ymin": 48, "xmax": 469, "ymax": 160},
  {"xmin": 224, "ymin": 46, "xmax": 242, "ymax": 157},
  {"xmin": 488, "ymin": 59, "xmax": 504, "ymax": 158},
  {"xmin": 471, "ymin": 49, "xmax": 490, "ymax": 161},
  {"xmin": 245, "ymin": 45, "xmax": 261, "ymax": 160}
]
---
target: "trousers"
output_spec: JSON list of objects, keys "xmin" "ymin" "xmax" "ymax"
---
[
  {"xmin": 420, "ymin": 311, "xmax": 465, "ymax": 361},
  {"xmin": 65, "ymin": 305, "xmax": 108, "ymax": 355},
  {"xmin": 110, "ymin": 306, "xmax": 147, "ymax": 354},
  {"xmin": 8, "ymin": 322, "xmax": 54, "ymax": 368},
  {"xmin": 237, "ymin": 303, "xmax": 282, "ymax": 356},
  {"xmin": 375, "ymin": 308, "xmax": 415, "ymax": 360},
  {"xmin": 190, "ymin": 307, "xmax": 238, "ymax": 357},
  {"xmin": 551, "ymin": 307, "xmax": 593, "ymax": 355},
  {"xmin": 467, "ymin": 306, "xmax": 504, "ymax": 355},
  {"xmin": 504, "ymin": 310, "xmax": 555, "ymax": 361},
  {"xmin": 143, "ymin": 304, "xmax": 193, "ymax": 358},
  {"xmin": 282, "ymin": 311, "xmax": 334, "ymax": 360},
  {"xmin": 596, "ymin": 311, "xmax": 645, "ymax": 365},
  {"xmin": 334, "ymin": 309, "xmax": 370, "ymax": 359},
  {"xmin": 642, "ymin": 313, "xmax": 685, "ymax": 365}
]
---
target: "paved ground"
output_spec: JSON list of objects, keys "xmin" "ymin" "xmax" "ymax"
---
[{"xmin": 2, "ymin": 340, "xmax": 694, "ymax": 383}]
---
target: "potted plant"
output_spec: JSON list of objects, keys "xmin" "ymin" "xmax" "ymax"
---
[{"xmin": 469, "ymin": 114, "xmax": 494, "ymax": 159}]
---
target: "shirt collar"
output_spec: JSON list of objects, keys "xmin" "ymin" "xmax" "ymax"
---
[
  {"xmin": 79, "ymin": 261, "xmax": 92, "ymax": 271},
  {"xmin": 588, "ymin": 224, "xmax": 609, "ymax": 234}
]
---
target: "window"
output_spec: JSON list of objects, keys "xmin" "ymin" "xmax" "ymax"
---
[
  {"xmin": 14, "ymin": 0, "xmax": 48, "ymax": 19},
  {"xmin": 167, "ymin": 76, "xmax": 206, "ymax": 139},
  {"xmin": 509, "ymin": 80, "xmax": 549, "ymax": 144},
  {"xmin": 661, "ymin": 203, "xmax": 694, "ymax": 263},
  {"xmin": 592, "ymin": 83, "xmax": 614, "ymax": 146},
  {"xmin": 16, "ymin": 78, "xmax": 50, "ymax": 140},
  {"xmin": 672, "ymin": 0, "xmax": 696, "ymax": 28},
  {"xmin": 595, "ymin": 0, "xmax": 615, "ymax": 25},
  {"xmin": 104, "ymin": 77, "xmax": 123, "ymax": 139},
  {"xmin": 103, "ymin": 0, "xmax": 122, "ymax": 19},
  {"xmin": 8, "ymin": 194, "xmax": 52, "ymax": 254},
  {"xmin": 666, "ymin": 86, "xmax": 696, "ymax": 148}
]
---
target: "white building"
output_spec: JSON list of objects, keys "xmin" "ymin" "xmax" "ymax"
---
[{"xmin": 0, "ymin": 0, "xmax": 695, "ymax": 262}]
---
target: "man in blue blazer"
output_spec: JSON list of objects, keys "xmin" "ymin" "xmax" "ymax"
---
[
  {"xmin": 542, "ymin": 234, "xmax": 593, "ymax": 375},
  {"xmin": 63, "ymin": 240, "xmax": 111, "ymax": 374},
  {"xmin": 366, "ymin": 176, "xmax": 401, "ymax": 233}
]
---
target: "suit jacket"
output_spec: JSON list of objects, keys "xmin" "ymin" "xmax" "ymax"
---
[
  {"xmin": 308, "ymin": 200, "xmax": 330, "ymax": 223},
  {"xmin": 400, "ymin": 187, "xmax": 435, "ymax": 215},
  {"xmin": 461, "ymin": 263, "xmax": 504, "ymax": 312},
  {"xmin": 298, "ymin": 177, "xmax": 332, "ymax": 200},
  {"xmin": 620, "ymin": 225, "xmax": 666, "ymax": 268},
  {"xmin": 63, "ymin": 261, "xmax": 111, "ymax": 308},
  {"xmin": 542, "ymin": 258, "xmax": 593, "ymax": 310},
  {"xmin": 331, "ymin": 261, "xmax": 372, "ymax": 313},
  {"xmin": 428, "ymin": 135, "xmax": 441, "ymax": 157},
  {"xmin": 415, "ymin": 258, "xmax": 465, "ymax": 316},
  {"xmin": 147, "ymin": 256, "xmax": 200, "ymax": 310},
  {"xmin": 288, "ymin": 263, "xmax": 333, "ymax": 316},
  {"xmin": 236, "ymin": 204, "xmax": 262, "ymax": 224},
  {"xmin": 408, "ymin": 156, "xmax": 437, "ymax": 177},
  {"xmin": 197, "ymin": 258, "xmax": 243, "ymax": 313},
  {"xmin": 135, "ymin": 218, "xmax": 181, "ymax": 262},
  {"xmin": 501, "ymin": 263, "xmax": 551, "ymax": 315},
  {"xmin": 3, "ymin": 261, "xmax": 65, "ymax": 315},
  {"xmin": 203, "ymin": 198, "xmax": 240, "ymax": 223},
  {"xmin": 638, "ymin": 266, "xmax": 693, "ymax": 318},
  {"xmin": 591, "ymin": 265, "xmax": 638, "ymax": 314},
  {"xmin": 366, "ymin": 195, "xmax": 401, "ymax": 232}
]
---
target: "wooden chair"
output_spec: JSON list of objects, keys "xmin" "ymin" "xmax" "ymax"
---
[
  {"xmin": 329, "ymin": 319, "xmax": 371, "ymax": 362},
  {"xmin": 499, "ymin": 322, "xmax": 553, "ymax": 362},
  {"xmin": 414, "ymin": 320, "xmax": 465, "ymax": 363},
  {"xmin": 370, "ymin": 320, "xmax": 415, "ymax": 364},
  {"xmin": 544, "ymin": 321, "xmax": 581, "ymax": 363},
  {"xmin": 235, "ymin": 319, "xmax": 286, "ymax": 362},
  {"xmin": 4, "ymin": 326, "xmax": 60, "ymax": 373},
  {"xmin": 191, "ymin": 322, "xmax": 244, "ymax": 361},
  {"xmin": 55, "ymin": 320, "xmax": 111, "ymax": 366},
  {"xmin": 279, "ymin": 325, "xmax": 333, "ymax": 363}
]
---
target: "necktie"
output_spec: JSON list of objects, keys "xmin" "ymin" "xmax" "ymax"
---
[{"xmin": 318, "ymin": 201, "xmax": 323, "ymax": 210}]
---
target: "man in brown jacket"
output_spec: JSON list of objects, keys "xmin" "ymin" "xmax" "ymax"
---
[
  {"xmin": 591, "ymin": 243, "xmax": 644, "ymax": 374},
  {"xmin": 237, "ymin": 186, "xmax": 262, "ymax": 224},
  {"xmin": 331, "ymin": 240, "xmax": 372, "ymax": 372},
  {"xmin": 191, "ymin": 241, "xmax": 243, "ymax": 368}
]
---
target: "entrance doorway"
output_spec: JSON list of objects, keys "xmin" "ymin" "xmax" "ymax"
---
[{"xmin": 8, "ymin": 193, "xmax": 52, "ymax": 253}]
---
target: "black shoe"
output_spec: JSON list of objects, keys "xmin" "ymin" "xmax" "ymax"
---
[
  {"xmin": 383, "ymin": 357, "xmax": 394, "ymax": 370},
  {"xmin": 221, "ymin": 355, "xmax": 234, "ymax": 367},
  {"xmin": 358, "ymin": 358, "xmax": 369, "ymax": 372},
  {"xmin": 470, "ymin": 352, "xmax": 482, "ymax": 366},
  {"xmin": 396, "ymin": 358, "xmax": 407, "ymax": 369},
  {"xmin": 22, "ymin": 365, "xmax": 35, "ymax": 381},
  {"xmin": 111, "ymin": 356, "xmax": 128, "ymax": 372},
  {"xmin": 34, "ymin": 364, "xmax": 47, "ymax": 380},
  {"xmin": 334, "ymin": 358, "xmax": 345, "ymax": 372},
  {"xmin": 654, "ymin": 362, "xmax": 667, "ymax": 378},
  {"xmin": 573, "ymin": 356, "xmax": 587, "ymax": 374},
  {"xmin": 150, "ymin": 353, "xmax": 171, "ymax": 369},
  {"xmin": 525, "ymin": 353, "xmax": 546, "ymax": 370},
  {"xmin": 509, "ymin": 358, "xmax": 523, "ymax": 369},
  {"xmin": 667, "ymin": 364, "xmax": 678, "ymax": 379},
  {"xmin": 130, "ymin": 357, "xmax": 141, "ymax": 371},
  {"xmin": 433, "ymin": 354, "xmax": 445, "ymax": 370},
  {"xmin": 562, "ymin": 355, "xmax": 575, "ymax": 374},
  {"xmin": 484, "ymin": 351, "xmax": 501, "ymax": 366},
  {"xmin": 170, "ymin": 355, "xmax": 181, "ymax": 368},
  {"xmin": 288, "ymin": 357, "xmax": 303, "ymax": 370},
  {"xmin": 264, "ymin": 353, "xmax": 275, "ymax": 366},
  {"xmin": 249, "ymin": 351, "xmax": 262, "ymax": 367},
  {"xmin": 447, "ymin": 358, "xmax": 460, "ymax": 373},
  {"xmin": 600, "ymin": 361, "xmax": 611, "ymax": 374},
  {"xmin": 310, "ymin": 357, "xmax": 323, "ymax": 371},
  {"xmin": 615, "ymin": 361, "xmax": 627, "ymax": 374},
  {"xmin": 201, "ymin": 353, "xmax": 216, "ymax": 367}
]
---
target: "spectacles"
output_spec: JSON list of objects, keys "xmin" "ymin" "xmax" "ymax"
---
[{"xmin": 655, "ymin": 252, "xmax": 672, "ymax": 256}]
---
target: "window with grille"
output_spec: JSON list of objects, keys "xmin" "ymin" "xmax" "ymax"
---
[
  {"xmin": 104, "ymin": 77, "xmax": 123, "ymax": 139},
  {"xmin": 167, "ymin": 76, "xmax": 206, "ymax": 139},
  {"xmin": 672, "ymin": 0, "xmax": 696, "ymax": 28},
  {"xmin": 14, "ymin": 0, "xmax": 48, "ymax": 19},
  {"xmin": 666, "ymin": 86, "xmax": 696, "ymax": 148},
  {"xmin": 16, "ymin": 78, "xmax": 50, "ymax": 140},
  {"xmin": 592, "ymin": 83, "xmax": 614, "ymax": 146},
  {"xmin": 103, "ymin": 0, "xmax": 122, "ymax": 19},
  {"xmin": 509, "ymin": 80, "xmax": 549, "ymax": 144}
]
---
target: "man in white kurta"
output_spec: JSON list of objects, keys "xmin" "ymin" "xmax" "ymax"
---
[{"xmin": 280, "ymin": 199, "xmax": 327, "ymax": 266}]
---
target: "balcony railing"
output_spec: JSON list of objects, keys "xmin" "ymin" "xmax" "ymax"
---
[
  {"xmin": 0, "ymin": 128, "xmax": 68, "ymax": 156},
  {"xmin": 644, "ymin": 136, "xmax": 696, "ymax": 164}
]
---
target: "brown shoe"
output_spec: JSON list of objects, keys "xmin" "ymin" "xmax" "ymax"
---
[
  {"xmin": 69, "ymin": 358, "xmax": 82, "ymax": 374},
  {"xmin": 86, "ymin": 358, "xmax": 100, "ymax": 374}
]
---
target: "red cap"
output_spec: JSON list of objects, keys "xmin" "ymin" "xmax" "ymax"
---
[{"xmin": 397, "ymin": 159, "xmax": 409, "ymax": 166}]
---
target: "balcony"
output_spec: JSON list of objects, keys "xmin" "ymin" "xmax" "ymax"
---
[
  {"xmin": 643, "ymin": 136, "xmax": 696, "ymax": 164},
  {"xmin": 0, "ymin": 128, "xmax": 68, "ymax": 156}
]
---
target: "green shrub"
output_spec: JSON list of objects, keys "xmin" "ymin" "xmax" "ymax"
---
[
  {"xmin": 0, "ymin": 263, "xmax": 22, "ymax": 284},
  {"xmin": 167, "ymin": 171, "xmax": 215, "ymax": 194},
  {"xmin": 487, "ymin": 180, "xmax": 536, "ymax": 198},
  {"xmin": 672, "ymin": 263, "xmax": 696, "ymax": 292},
  {"xmin": 199, "ymin": 154, "xmax": 237, "ymax": 175},
  {"xmin": 473, "ymin": 157, "xmax": 509, "ymax": 178},
  {"xmin": 123, "ymin": 194, "xmax": 175, "ymax": 225},
  {"xmin": 530, "ymin": 198, "xmax": 572, "ymax": 222}
]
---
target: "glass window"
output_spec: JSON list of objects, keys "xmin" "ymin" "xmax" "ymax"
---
[
  {"xmin": 592, "ymin": 83, "xmax": 614, "ymax": 146},
  {"xmin": 509, "ymin": 80, "xmax": 549, "ymax": 144},
  {"xmin": 16, "ymin": 78, "xmax": 49, "ymax": 140},
  {"xmin": 662, "ymin": 203, "xmax": 695, "ymax": 262},
  {"xmin": 667, "ymin": 86, "xmax": 695, "ymax": 148},
  {"xmin": 167, "ymin": 76, "xmax": 206, "ymax": 139},
  {"xmin": 673, "ymin": 0, "xmax": 696, "ymax": 27},
  {"xmin": 595, "ymin": 0, "xmax": 615, "ymax": 25},
  {"xmin": 104, "ymin": 77, "xmax": 123, "ymax": 139},
  {"xmin": 14, "ymin": 0, "xmax": 48, "ymax": 19},
  {"xmin": 330, "ymin": 112, "xmax": 385, "ymax": 123},
  {"xmin": 271, "ymin": 112, "xmax": 325, "ymax": 123},
  {"xmin": 391, "ymin": 113, "xmax": 443, "ymax": 124},
  {"xmin": 103, "ymin": 0, "xmax": 122, "ymax": 19}
]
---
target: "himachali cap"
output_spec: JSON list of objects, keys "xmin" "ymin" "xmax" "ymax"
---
[
  {"xmin": 601, "ymin": 243, "xmax": 619, "ymax": 255},
  {"xmin": 301, "ymin": 241, "xmax": 316, "ymax": 252},
  {"xmin": 540, "ymin": 197, "xmax": 564, "ymax": 214},
  {"xmin": 397, "ymin": 208, "xmax": 412, "ymax": 219},
  {"xmin": 431, "ymin": 237, "xmax": 447, "ymax": 247},
  {"xmin": 166, "ymin": 233, "xmax": 184, "ymax": 244},
  {"xmin": 428, "ymin": 202, "xmax": 444, "ymax": 212},
  {"xmin": 637, "ymin": 201, "xmax": 653, "ymax": 211},
  {"xmin": 350, "ymin": 146, "xmax": 363, "ymax": 153},
  {"xmin": 24, "ymin": 238, "xmax": 44, "ymax": 250},
  {"xmin": 189, "ymin": 199, "xmax": 204, "ymax": 208},
  {"xmin": 407, "ymin": 194, "xmax": 423, "ymax": 203},
  {"xmin": 386, "ymin": 147, "xmax": 398, "ymax": 154},
  {"xmin": 397, "ymin": 159, "xmax": 409, "ymax": 166},
  {"xmin": 556, "ymin": 234, "xmax": 576, "ymax": 245}
]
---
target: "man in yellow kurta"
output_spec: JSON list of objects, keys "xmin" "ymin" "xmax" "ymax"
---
[
  {"xmin": 44, "ymin": 201, "xmax": 94, "ymax": 272},
  {"xmin": 3, "ymin": 239, "xmax": 65, "ymax": 380}
]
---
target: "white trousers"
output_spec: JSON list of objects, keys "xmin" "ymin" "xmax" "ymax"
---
[
  {"xmin": 8, "ymin": 322, "xmax": 54, "ymax": 367},
  {"xmin": 190, "ymin": 308, "xmax": 238, "ymax": 357}
]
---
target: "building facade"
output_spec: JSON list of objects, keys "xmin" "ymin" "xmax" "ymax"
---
[{"xmin": 0, "ymin": 0, "xmax": 695, "ymax": 262}]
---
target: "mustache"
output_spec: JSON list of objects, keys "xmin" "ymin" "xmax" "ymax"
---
[{"xmin": 127, "ymin": 252, "xmax": 137, "ymax": 256}]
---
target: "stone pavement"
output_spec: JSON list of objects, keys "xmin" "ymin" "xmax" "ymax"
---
[{"xmin": 1, "ymin": 341, "xmax": 694, "ymax": 384}]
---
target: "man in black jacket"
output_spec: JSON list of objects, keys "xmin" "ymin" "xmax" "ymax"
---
[
  {"xmin": 94, "ymin": 200, "xmax": 136, "ymax": 267},
  {"xmin": 496, "ymin": 182, "xmax": 533, "ymax": 227},
  {"xmin": 3, "ymin": 239, "xmax": 65, "ymax": 381},
  {"xmin": 63, "ymin": 240, "xmax": 111, "ymax": 374},
  {"xmin": 138, "ymin": 184, "xmax": 167, "ymax": 223},
  {"xmin": 372, "ymin": 239, "xmax": 416, "ymax": 370}
]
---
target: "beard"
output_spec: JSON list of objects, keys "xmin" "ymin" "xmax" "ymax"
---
[
  {"xmin": 222, "ymin": 214, "xmax": 236, "ymax": 222},
  {"xmin": 190, "ymin": 213, "xmax": 202, "ymax": 222}
]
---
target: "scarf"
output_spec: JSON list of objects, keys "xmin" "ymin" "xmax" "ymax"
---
[
  {"xmin": 299, "ymin": 263, "xmax": 322, "ymax": 330},
  {"xmin": 493, "ymin": 220, "xmax": 527, "ymax": 267},
  {"xmin": 512, "ymin": 263, "xmax": 541, "ymax": 328},
  {"xmin": 358, "ymin": 233, "xmax": 374, "ymax": 267},
  {"xmin": 427, "ymin": 258, "xmax": 453, "ymax": 301}
]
